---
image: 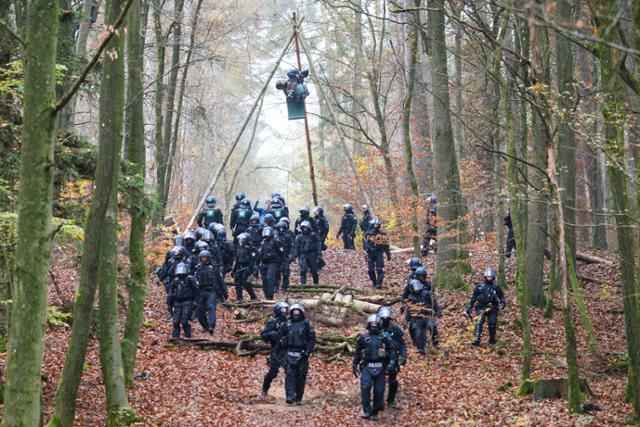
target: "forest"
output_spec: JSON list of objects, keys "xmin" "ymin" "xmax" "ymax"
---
[{"xmin": 0, "ymin": 0, "xmax": 639, "ymax": 425}]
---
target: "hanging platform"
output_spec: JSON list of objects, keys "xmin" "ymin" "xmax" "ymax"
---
[{"xmin": 287, "ymin": 84, "xmax": 307, "ymax": 120}]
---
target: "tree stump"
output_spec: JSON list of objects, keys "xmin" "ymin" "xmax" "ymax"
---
[{"xmin": 531, "ymin": 378, "xmax": 594, "ymax": 401}]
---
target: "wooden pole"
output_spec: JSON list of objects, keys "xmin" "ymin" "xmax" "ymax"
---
[
  {"xmin": 297, "ymin": 31, "xmax": 374, "ymax": 213},
  {"xmin": 185, "ymin": 32, "xmax": 295, "ymax": 230},
  {"xmin": 292, "ymin": 12, "xmax": 319, "ymax": 206}
]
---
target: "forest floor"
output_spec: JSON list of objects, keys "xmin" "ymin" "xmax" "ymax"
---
[{"xmin": 31, "ymin": 239, "xmax": 633, "ymax": 426}]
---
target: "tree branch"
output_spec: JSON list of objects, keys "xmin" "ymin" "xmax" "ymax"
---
[
  {"xmin": 0, "ymin": 18, "xmax": 25, "ymax": 46},
  {"xmin": 53, "ymin": 0, "xmax": 135, "ymax": 114}
]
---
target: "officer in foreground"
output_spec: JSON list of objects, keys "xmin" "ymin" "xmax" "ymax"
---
[
  {"xmin": 378, "ymin": 306, "xmax": 407, "ymax": 408},
  {"xmin": 352, "ymin": 314, "xmax": 397, "ymax": 420},
  {"xmin": 260, "ymin": 301, "xmax": 290, "ymax": 396},
  {"xmin": 283, "ymin": 303, "xmax": 316, "ymax": 405}
]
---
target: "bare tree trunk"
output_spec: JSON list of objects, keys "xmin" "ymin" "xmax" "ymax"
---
[
  {"xmin": 160, "ymin": 0, "xmax": 184, "ymax": 211},
  {"xmin": 427, "ymin": 0, "xmax": 471, "ymax": 287},
  {"xmin": 151, "ymin": 0, "xmax": 166, "ymax": 224},
  {"xmin": 526, "ymin": 1, "xmax": 550, "ymax": 307},
  {"xmin": 401, "ymin": 0, "xmax": 422, "ymax": 255},
  {"xmin": 556, "ymin": 0, "xmax": 577, "ymax": 260},
  {"xmin": 3, "ymin": 0, "xmax": 59, "ymax": 423}
]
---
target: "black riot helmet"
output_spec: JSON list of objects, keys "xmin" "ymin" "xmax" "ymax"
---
[
  {"xmin": 264, "ymin": 213, "xmax": 275, "ymax": 226},
  {"xmin": 195, "ymin": 240, "xmax": 210, "ymax": 253},
  {"xmin": 235, "ymin": 192, "xmax": 246, "ymax": 201},
  {"xmin": 371, "ymin": 217, "xmax": 382, "ymax": 230},
  {"xmin": 408, "ymin": 257, "xmax": 422, "ymax": 271},
  {"xmin": 240, "ymin": 198, "xmax": 251, "ymax": 208},
  {"xmin": 173, "ymin": 236, "xmax": 184, "ymax": 247},
  {"xmin": 250, "ymin": 213, "xmax": 260, "ymax": 225},
  {"xmin": 289, "ymin": 303, "xmax": 305, "ymax": 321},
  {"xmin": 206, "ymin": 196, "xmax": 216, "ymax": 208},
  {"xmin": 377, "ymin": 306, "xmax": 393, "ymax": 328},
  {"xmin": 175, "ymin": 262, "xmax": 189, "ymax": 276},
  {"xmin": 199, "ymin": 250, "xmax": 211, "ymax": 264},
  {"xmin": 237, "ymin": 232, "xmax": 250, "ymax": 246},
  {"xmin": 195, "ymin": 227, "xmax": 207, "ymax": 240},
  {"xmin": 171, "ymin": 246, "xmax": 185, "ymax": 260},
  {"xmin": 366, "ymin": 314, "xmax": 380, "ymax": 333},
  {"xmin": 314, "ymin": 206, "xmax": 324, "ymax": 216},
  {"xmin": 484, "ymin": 268, "xmax": 497, "ymax": 282},
  {"xmin": 300, "ymin": 220, "xmax": 312, "ymax": 234},
  {"xmin": 275, "ymin": 221, "xmax": 287, "ymax": 233},
  {"xmin": 274, "ymin": 301, "xmax": 289, "ymax": 319},
  {"xmin": 299, "ymin": 205, "xmax": 310, "ymax": 216},
  {"xmin": 415, "ymin": 267, "xmax": 428, "ymax": 281},
  {"xmin": 262, "ymin": 227, "xmax": 274, "ymax": 239},
  {"xmin": 343, "ymin": 203, "xmax": 353, "ymax": 213},
  {"xmin": 183, "ymin": 230, "xmax": 196, "ymax": 244}
]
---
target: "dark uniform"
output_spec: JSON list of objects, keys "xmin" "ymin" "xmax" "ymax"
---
[
  {"xmin": 275, "ymin": 222, "xmax": 294, "ymax": 291},
  {"xmin": 268, "ymin": 198, "xmax": 289, "ymax": 223},
  {"xmin": 378, "ymin": 308, "xmax": 407, "ymax": 407},
  {"xmin": 402, "ymin": 266, "xmax": 431, "ymax": 300},
  {"xmin": 232, "ymin": 233, "xmax": 258, "ymax": 302},
  {"xmin": 156, "ymin": 246, "xmax": 187, "ymax": 315},
  {"xmin": 465, "ymin": 269, "xmax": 506, "ymax": 346},
  {"xmin": 421, "ymin": 209, "xmax": 437, "ymax": 256},
  {"xmin": 294, "ymin": 206, "xmax": 317, "ymax": 236},
  {"xmin": 261, "ymin": 302, "xmax": 290, "ymax": 395},
  {"xmin": 194, "ymin": 251, "xmax": 227, "ymax": 334},
  {"xmin": 352, "ymin": 316, "xmax": 397, "ymax": 420},
  {"xmin": 359, "ymin": 207, "xmax": 373, "ymax": 234},
  {"xmin": 196, "ymin": 206, "xmax": 223, "ymax": 229},
  {"xmin": 293, "ymin": 222, "xmax": 322, "ymax": 285},
  {"xmin": 259, "ymin": 228, "xmax": 281, "ymax": 300},
  {"xmin": 504, "ymin": 214, "xmax": 515, "ymax": 258},
  {"xmin": 313, "ymin": 207, "xmax": 330, "ymax": 251},
  {"xmin": 168, "ymin": 264, "xmax": 197, "ymax": 338},
  {"xmin": 216, "ymin": 229, "xmax": 236, "ymax": 275},
  {"xmin": 283, "ymin": 304, "xmax": 316, "ymax": 404},
  {"xmin": 230, "ymin": 200, "xmax": 252, "ymax": 238},
  {"xmin": 404, "ymin": 280, "xmax": 441, "ymax": 354},
  {"xmin": 337, "ymin": 204, "xmax": 357, "ymax": 249},
  {"xmin": 364, "ymin": 221, "xmax": 391, "ymax": 288}
]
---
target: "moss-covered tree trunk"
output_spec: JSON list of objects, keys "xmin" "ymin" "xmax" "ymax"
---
[
  {"xmin": 526, "ymin": 0, "xmax": 550, "ymax": 307},
  {"xmin": 3, "ymin": 0, "xmax": 59, "ymax": 424},
  {"xmin": 548, "ymin": 123, "xmax": 584, "ymax": 414},
  {"xmin": 49, "ymin": 0, "xmax": 134, "ymax": 424},
  {"xmin": 151, "ymin": 0, "xmax": 166, "ymax": 225},
  {"xmin": 555, "ymin": 0, "xmax": 576, "ymax": 261},
  {"xmin": 427, "ymin": 0, "xmax": 470, "ymax": 287},
  {"xmin": 94, "ymin": 0, "xmax": 132, "ymax": 421},
  {"xmin": 401, "ymin": 0, "xmax": 422, "ymax": 255},
  {"xmin": 122, "ymin": 0, "xmax": 147, "ymax": 389},
  {"xmin": 597, "ymin": 7, "xmax": 640, "ymax": 415},
  {"xmin": 504, "ymin": 57, "xmax": 531, "ymax": 387}
]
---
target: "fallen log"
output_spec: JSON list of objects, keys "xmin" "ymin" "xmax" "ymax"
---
[
  {"xmin": 175, "ymin": 337, "xmax": 355, "ymax": 357},
  {"xmin": 576, "ymin": 252, "xmax": 612, "ymax": 265}
]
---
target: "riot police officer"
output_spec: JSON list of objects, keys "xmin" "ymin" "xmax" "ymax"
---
[
  {"xmin": 232, "ymin": 233, "xmax": 258, "ymax": 302},
  {"xmin": 364, "ymin": 218, "xmax": 391, "ymax": 288},
  {"xmin": 268, "ymin": 196, "xmax": 289, "ymax": 222},
  {"xmin": 216, "ymin": 228, "xmax": 235, "ymax": 276},
  {"xmin": 378, "ymin": 306, "xmax": 407, "ymax": 408},
  {"xmin": 230, "ymin": 198, "xmax": 252, "ymax": 238},
  {"xmin": 294, "ymin": 205, "xmax": 318, "ymax": 236},
  {"xmin": 464, "ymin": 268, "xmax": 506, "ymax": 347},
  {"xmin": 404, "ymin": 279, "xmax": 441, "ymax": 354},
  {"xmin": 402, "ymin": 266, "xmax": 432, "ymax": 299},
  {"xmin": 313, "ymin": 206, "xmax": 330, "ymax": 251},
  {"xmin": 194, "ymin": 250, "xmax": 228, "ymax": 334},
  {"xmin": 352, "ymin": 314, "xmax": 397, "ymax": 420},
  {"xmin": 183, "ymin": 230, "xmax": 197, "ymax": 256},
  {"xmin": 275, "ymin": 220, "xmax": 294, "ymax": 291},
  {"xmin": 259, "ymin": 227, "xmax": 281, "ymax": 300},
  {"xmin": 336, "ymin": 203, "xmax": 357, "ymax": 249},
  {"xmin": 260, "ymin": 301, "xmax": 290, "ymax": 396},
  {"xmin": 168, "ymin": 262, "xmax": 197, "ymax": 338},
  {"xmin": 359, "ymin": 204, "xmax": 373, "ymax": 237},
  {"xmin": 421, "ymin": 208, "xmax": 437, "ymax": 256},
  {"xmin": 283, "ymin": 304, "xmax": 316, "ymax": 404},
  {"xmin": 196, "ymin": 196, "xmax": 224, "ymax": 228},
  {"xmin": 157, "ymin": 245, "xmax": 188, "ymax": 315},
  {"xmin": 292, "ymin": 221, "xmax": 322, "ymax": 285}
]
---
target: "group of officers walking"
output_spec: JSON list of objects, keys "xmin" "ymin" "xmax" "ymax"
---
[
  {"xmin": 155, "ymin": 192, "xmax": 507, "ymax": 420},
  {"xmin": 260, "ymin": 258, "xmax": 506, "ymax": 421}
]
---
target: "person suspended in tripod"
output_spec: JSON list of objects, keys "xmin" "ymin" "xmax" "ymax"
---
[{"xmin": 276, "ymin": 69, "xmax": 309, "ymax": 100}]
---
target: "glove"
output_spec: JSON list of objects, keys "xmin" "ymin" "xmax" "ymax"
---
[
  {"xmin": 463, "ymin": 309, "xmax": 471, "ymax": 318},
  {"xmin": 399, "ymin": 356, "xmax": 407, "ymax": 366},
  {"xmin": 352, "ymin": 365, "xmax": 360, "ymax": 378},
  {"xmin": 501, "ymin": 303, "xmax": 507, "ymax": 310},
  {"xmin": 387, "ymin": 362, "xmax": 397, "ymax": 373},
  {"xmin": 222, "ymin": 292, "xmax": 229, "ymax": 302},
  {"xmin": 387, "ymin": 253, "xmax": 392, "ymax": 261}
]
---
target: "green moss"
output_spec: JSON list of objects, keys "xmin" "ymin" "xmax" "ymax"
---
[{"xmin": 516, "ymin": 379, "xmax": 536, "ymax": 396}]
